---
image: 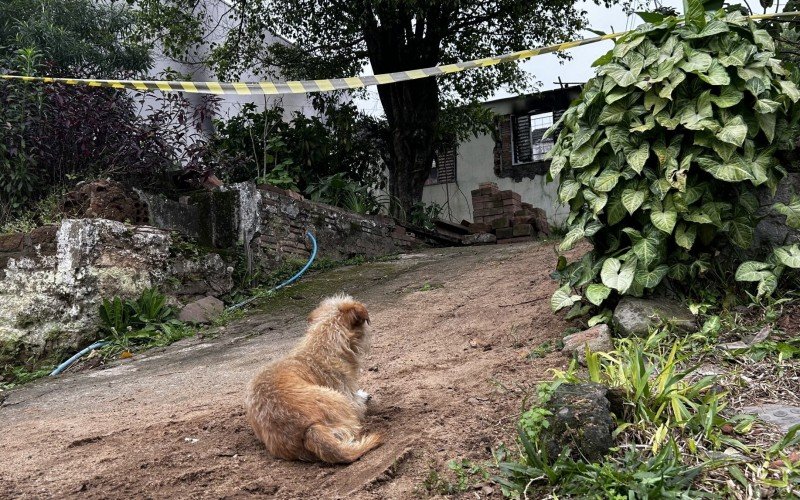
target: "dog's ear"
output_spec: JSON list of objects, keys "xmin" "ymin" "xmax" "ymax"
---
[{"xmin": 340, "ymin": 301, "xmax": 370, "ymax": 328}]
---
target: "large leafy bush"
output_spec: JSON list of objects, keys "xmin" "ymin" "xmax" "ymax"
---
[{"xmin": 548, "ymin": 9, "xmax": 800, "ymax": 313}]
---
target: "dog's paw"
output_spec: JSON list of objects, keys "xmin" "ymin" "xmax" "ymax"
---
[{"xmin": 356, "ymin": 389, "xmax": 372, "ymax": 402}]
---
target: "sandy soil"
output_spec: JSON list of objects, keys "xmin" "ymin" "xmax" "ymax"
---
[{"xmin": 0, "ymin": 241, "xmax": 576, "ymax": 499}]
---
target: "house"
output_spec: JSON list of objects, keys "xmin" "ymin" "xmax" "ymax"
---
[
  {"xmin": 422, "ymin": 85, "xmax": 582, "ymax": 227},
  {"xmin": 137, "ymin": 0, "xmax": 333, "ymax": 135}
]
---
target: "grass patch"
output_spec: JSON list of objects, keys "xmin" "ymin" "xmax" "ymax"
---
[{"xmin": 491, "ymin": 300, "xmax": 800, "ymax": 498}]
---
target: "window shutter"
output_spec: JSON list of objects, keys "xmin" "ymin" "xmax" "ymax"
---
[{"xmin": 512, "ymin": 115, "xmax": 532, "ymax": 163}]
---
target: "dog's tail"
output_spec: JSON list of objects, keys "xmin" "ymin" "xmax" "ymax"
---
[{"xmin": 304, "ymin": 424, "xmax": 382, "ymax": 464}]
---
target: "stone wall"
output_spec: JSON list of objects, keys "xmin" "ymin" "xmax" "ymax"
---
[
  {"xmin": 0, "ymin": 219, "xmax": 233, "ymax": 369},
  {"xmin": 139, "ymin": 182, "xmax": 425, "ymax": 271},
  {"xmin": 254, "ymin": 184, "xmax": 422, "ymax": 267}
]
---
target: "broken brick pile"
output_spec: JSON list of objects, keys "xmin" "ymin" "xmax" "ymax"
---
[{"xmin": 462, "ymin": 182, "xmax": 550, "ymax": 244}]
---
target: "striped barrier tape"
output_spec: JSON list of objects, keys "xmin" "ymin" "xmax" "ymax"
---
[{"xmin": 0, "ymin": 11, "xmax": 797, "ymax": 95}]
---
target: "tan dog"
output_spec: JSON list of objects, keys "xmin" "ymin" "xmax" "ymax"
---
[{"xmin": 245, "ymin": 294, "xmax": 382, "ymax": 464}]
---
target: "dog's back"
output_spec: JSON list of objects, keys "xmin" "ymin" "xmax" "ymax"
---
[{"xmin": 245, "ymin": 295, "xmax": 382, "ymax": 463}]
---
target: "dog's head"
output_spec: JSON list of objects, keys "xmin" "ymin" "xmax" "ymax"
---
[
  {"xmin": 308, "ymin": 294, "xmax": 370, "ymax": 329},
  {"xmin": 307, "ymin": 294, "xmax": 371, "ymax": 354}
]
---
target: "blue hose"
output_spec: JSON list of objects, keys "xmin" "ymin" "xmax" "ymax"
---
[
  {"xmin": 50, "ymin": 341, "xmax": 109, "ymax": 376},
  {"xmin": 48, "ymin": 232, "xmax": 318, "ymax": 377},
  {"xmin": 227, "ymin": 230, "xmax": 318, "ymax": 310}
]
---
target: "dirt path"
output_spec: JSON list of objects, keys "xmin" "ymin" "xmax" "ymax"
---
[{"xmin": 0, "ymin": 241, "xmax": 575, "ymax": 499}]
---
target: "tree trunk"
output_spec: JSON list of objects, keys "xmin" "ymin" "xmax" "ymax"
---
[
  {"xmin": 379, "ymin": 77, "xmax": 439, "ymax": 220},
  {"xmin": 360, "ymin": 4, "xmax": 445, "ymax": 220}
]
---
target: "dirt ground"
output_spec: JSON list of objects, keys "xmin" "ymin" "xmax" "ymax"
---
[{"xmin": 0, "ymin": 241, "xmax": 576, "ymax": 499}]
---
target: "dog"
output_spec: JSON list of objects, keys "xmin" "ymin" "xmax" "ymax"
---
[{"xmin": 245, "ymin": 294, "xmax": 382, "ymax": 464}]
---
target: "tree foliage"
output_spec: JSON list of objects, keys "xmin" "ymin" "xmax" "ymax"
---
[
  {"xmin": 549, "ymin": 8, "xmax": 800, "ymax": 314},
  {"xmin": 0, "ymin": 0, "xmax": 150, "ymax": 77},
  {"xmin": 129, "ymin": 0, "xmax": 610, "ymax": 216}
]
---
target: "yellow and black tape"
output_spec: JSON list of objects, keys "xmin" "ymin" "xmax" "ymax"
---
[{"xmin": 0, "ymin": 11, "xmax": 796, "ymax": 95}]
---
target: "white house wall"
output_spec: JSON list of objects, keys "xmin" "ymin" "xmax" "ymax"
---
[{"xmin": 422, "ymin": 131, "xmax": 569, "ymax": 227}]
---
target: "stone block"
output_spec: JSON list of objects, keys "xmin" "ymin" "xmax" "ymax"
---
[
  {"xmin": 0, "ymin": 233, "xmax": 24, "ymax": 252},
  {"xmin": 463, "ymin": 233, "xmax": 497, "ymax": 245},
  {"xmin": 497, "ymin": 236, "xmax": 534, "ymax": 244},
  {"xmin": 513, "ymin": 223, "xmax": 533, "ymax": 237},
  {"xmin": 495, "ymin": 227, "xmax": 514, "ymax": 239},
  {"xmin": 613, "ymin": 297, "xmax": 697, "ymax": 336},
  {"xmin": 562, "ymin": 325, "xmax": 613, "ymax": 365},
  {"xmin": 492, "ymin": 218, "xmax": 510, "ymax": 229}
]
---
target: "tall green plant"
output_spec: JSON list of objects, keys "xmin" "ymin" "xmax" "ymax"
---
[{"xmin": 548, "ymin": 8, "xmax": 800, "ymax": 313}]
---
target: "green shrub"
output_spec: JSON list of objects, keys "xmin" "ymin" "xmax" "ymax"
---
[
  {"xmin": 548, "ymin": 8, "xmax": 800, "ymax": 314},
  {"xmin": 98, "ymin": 288, "xmax": 186, "ymax": 349}
]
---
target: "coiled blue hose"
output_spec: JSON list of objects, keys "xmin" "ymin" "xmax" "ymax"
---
[{"xmin": 49, "ymin": 231, "xmax": 318, "ymax": 377}]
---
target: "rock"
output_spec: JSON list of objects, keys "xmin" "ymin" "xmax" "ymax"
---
[
  {"xmin": 462, "ymin": 233, "xmax": 497, "ymax": 246},
  {"xmin": 562, "ymin": 325, "xmax": 613, "ymax": 365},
  {"xmin": 530, "ymin": 207, "xmax": 551, "ymax": 236},
  {"xmin": 540, "ymin": 382, "xmax": 615, "ymax": 462},
  {"xmin": 179, "ymin": 296, "xmax": 225, "ymax": 324},
  {"xmin": 753, "ymin": 172, "xmax": 800, "ymax": 253},
  {"xmin": 60, "ymin": 179, "xmax": 149, "ymax": 224},
  {"xmin": 741, "ymin": 404, "xmax": 800, "ymax": 433},
  {"xmin": 0, "ymin": 219, "xmax": 234, "ymax": 371},
  {"xmin": 613, "ymin": 297, "xmax": 697, "ymax": 336}
]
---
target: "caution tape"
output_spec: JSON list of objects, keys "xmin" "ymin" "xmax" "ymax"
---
[{"xmin": 0, "ymin": 11, "xmax": 797, "ymax": 95}]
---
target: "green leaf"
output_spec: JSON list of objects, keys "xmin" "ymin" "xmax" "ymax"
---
[
  {"xmin": 727, "ymin": 217, "xmax": 754, "ymax": 249},
  {"xmin": 675, "ymin": 223, "xmax": 697, "ymax": 250},
  {"xmin": 745, "ymin": 77, "xmax": 767, "ymax": 97},
  {"xmin": 606, "ymin": 194, "xmax": 627, "ymax": 225},
  {"xmin": 710, "ymin": 87, "xmax": 743, "ymax": 108},
  {"xmin": 718, "ymin": 43, "xmax": 754, "ymax": 68},
  {"xmin": 698, "ymin": 61, "xmax": 730, "ymax": 86},
  {"xmin": 696, "ymin": 156, "xmax": 754, "ymax": 183},
  {"xmin": 635, "ymin": 265, "xmax": 670, "ymax": 288},
  {"xmin": 560, "ymin": 226, "xmax": 585, "ymax": 251},
  {"xmin": 678, "ymin": 50, "xmax": 712, "ymax": 73},
  {"xmin": 774, "ymin": 196, "xmax": 800, "ymax": 229},
  {"xmin": 584, "ymin": 190, "xmax": 608, "ymax": 215},
  {"xmin": 752, "ymin": 29, "xmax": 775, "ymax": 52},
  {"xmin": 754, "ymin": 99, "xmax": 780, "ymax": 114},
  {"xmin": 659, "ymin": 70, "xmax": 686, "ymax": 99},
  {"xmin": 594, "ymin": 169, "xmax": 621, "ymax": 192},
  {"xmin": 559, "ymin": 179, "xmax": 581, "ymax": 203},
  {"xmin": 735, "ymin": 261, "xmax": 773, "ymax": 282},
  {"xmin": 685, "ymin": 19, "xmax": 729, "ymax": 39},
  {"xmin": 551, "ymin": 285, "xmax": 581, "ymax": 312},
  {"xmin": 651, "ymin": 206, "xmax": 678, "ymax": 234},
  {"xmin": 756, "ymin": 112, "xmax": 776, "ymax": 143},
  {"xmin": 635, "ymin": 11, "xmax": 666, "ymax": 23},
  {"xmin": 601, "ymin": 257, "xmax": 638, "ymax": 294},
  {"xmin": 626, "ymin": 142, "xmax": 650, "ymax": 174},
  {"xmin": 586, "ymin": 284, "xmax": 612, "ymax": 306},
  {"xmin": 602, "ymin": 62, "xmax": 638, "ymax": 87},
  {"xmin": 715, "ymin": 115, "xmax": 747, "ymax": 147},
  {"xmin": 622, "ymin": 187, "xmax": 646, "ymax": 215},
  {"xmin": 779, "ymin": 80, "xmax": 800, "ymax": 103},
  {"xmin": 685, "ymin": 0, "xmax": 707, "ymax": 28},
  {"xmin": 758, "ymin": 273, "xmax": 778, "ymax": 297},
  {"xmin": 599, "ymin": 101, "xmax": 629, "ymax": 125},
  {"xmin": 774, "ymin": 245, "xmax": 800, "ymax": 268},
  {"xmin": 633, "ymin": 233, "xmax": 661, "ymax": 267}
]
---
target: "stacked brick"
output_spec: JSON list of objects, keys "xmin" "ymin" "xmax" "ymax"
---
[{"xmin": 464, "ymin": 182, "xmax": 550, "ymax": 244}]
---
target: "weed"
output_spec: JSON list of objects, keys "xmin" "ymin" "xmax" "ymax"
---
[
  {"xmin": 0, "ymin": 364, "xmax": 54, "ymax": 390},
  {"xmin": 527, "ymin": 341, "xmax": 554, "ymax": 359},
  {"xmin": 419, "ymin": 282, "xmax": 443, "ymax": 292},
  {"xmin": 421, "ymin": 459, "xmax": 490, "ymax": 496}
]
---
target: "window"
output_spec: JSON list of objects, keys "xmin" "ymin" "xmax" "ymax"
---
[
  {"xmin": 530, "ymin": 112, "xmax": 555, "ymax": 161},
  {"xmin": 512, "ymin": 111, "xmax": 555, "ymax": 164},
  {"xmin": 426, "ymin": 147, "xmax": 457, "ymax": 185}
]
